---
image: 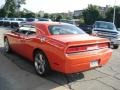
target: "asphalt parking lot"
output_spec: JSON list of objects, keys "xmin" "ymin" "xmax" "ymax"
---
[{"xmin": 0, "ymin": 26, "xmax": 120, "ymax": 90}]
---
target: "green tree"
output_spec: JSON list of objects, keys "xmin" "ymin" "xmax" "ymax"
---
[
  {"xmin": 0, "ymin": 8, "xmax": 5, "ymax": 17},
  {"xmin": 2, "ymin": 0, "xmax": 16, "ymax": 17},
  {"xmin": 56, "ymin": 15, "xmax": 62, "ymax": 21},
  {"xmin": 24, "ymin": 12, "xmax": 36, "ymax": 18},
  {"xmin": 105, "ymin": 6, "xmax": 120, "ymax": 28},
  {"xmin": 82, "ymin": 5, "xmax": 102, "ymax": 25},
  {"xmin": 20, "ymin": 9, "xmax": 36, "ymax": 18},
  {"xmin": 43, "ymin": 13, "xmax": 49, "ymax": 18},
  {"xmin": 1, "ymin": 0, "xmax": 25, "ymax": 17},
  {"xmin": 49, "ymin": 14, "xmax": 56, "ymax": 21}
]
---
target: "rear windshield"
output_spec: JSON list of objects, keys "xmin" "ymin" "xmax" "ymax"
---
[
  {"xmin": 49, "ymin": 25, "xmax": 85, "ymax": 35},
  {"xmin": 95, "ymin": 22, "xmax": 116, "ymax": 30}
]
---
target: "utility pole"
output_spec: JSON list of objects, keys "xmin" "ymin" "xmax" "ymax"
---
[{"xmin": 113, "ymin": 0, "xmax": 116, "ymax": 24}]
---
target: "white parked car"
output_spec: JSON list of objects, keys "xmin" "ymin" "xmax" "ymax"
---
[{"xmin": 11, "ymin": 18, "xmax": 26, "ymax": 28}]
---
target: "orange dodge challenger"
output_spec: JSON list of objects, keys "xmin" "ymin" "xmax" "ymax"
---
[{"xmin": 4, "ymin": 22, "xmax": 112, "ymax": 75}]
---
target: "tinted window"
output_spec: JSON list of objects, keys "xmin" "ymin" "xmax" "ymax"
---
[
  {"xmin": 67, "ymin": 20, "xmax": 75, "ymax": 24},
  {"xmin": 17, "ymin": 19, "xmax": 24, "ymax": 21},
  {"xmin": 10, "ymin": 18, "xmax": 15, "ymax": 21},
  {"xmin": 26, "ymin": 18, "xmax": 35, "ymax": 22},
  {"xmin": 39, "ymin": 18, "xmax": 49, "ymax": 21},
  {"xmin": 49, "ymin": 25, "xmax": 85, "ymax": 35},
  {"xmin": 4, "ymin": 18, "xmax": 8, "ymax": 20},
  {"xmin": 95, "ymin": 22, "xmax": 116, "ymax": 30}
]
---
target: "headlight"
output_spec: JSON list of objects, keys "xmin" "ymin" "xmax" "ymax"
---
[{"xmin": 117, "ymin": 34, "xmax": 120, "ymax": 39}]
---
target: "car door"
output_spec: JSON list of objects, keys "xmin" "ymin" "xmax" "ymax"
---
[
  {"xmin": 7, "ymin": 29, "xmax": 21, "ymax": 53},
  {"xmin": 16, "ymin": 27, "xmax": 30, "ymax": 56},
  {"xmin": 18, "ymin": 27, "xmax": 36, "ymax": 60}
]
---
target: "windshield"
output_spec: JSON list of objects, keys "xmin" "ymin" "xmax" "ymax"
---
[
  {"xmin": 49, "ymin": 25, "xmax": 85, "ymax": 35},
  {"xmin": 95, "ymin": 21, "xmax": 116, "ymax": 30}
]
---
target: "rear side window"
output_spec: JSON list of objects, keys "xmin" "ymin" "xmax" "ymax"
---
[{"xmin": 49, "ymin": 25, "xmax": 85, "ymax": 35}]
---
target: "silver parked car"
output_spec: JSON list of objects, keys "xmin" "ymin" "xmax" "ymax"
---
[
  {"xmin": 11, "ymin": 18, "xmax": 26, "ymax": 28},
  {"xmin": 92, "ymin": 21, "xmax": 120, "ymax": 49}
]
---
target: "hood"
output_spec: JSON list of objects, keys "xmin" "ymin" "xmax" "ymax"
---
[{"xmin": 94, "ymin": 28, "xmax": 118, "ymax": 33}]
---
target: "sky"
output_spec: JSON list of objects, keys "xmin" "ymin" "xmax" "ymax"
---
[{"xmin": 0, "ymin": 0, "xmax": 120, "ymax": 13}]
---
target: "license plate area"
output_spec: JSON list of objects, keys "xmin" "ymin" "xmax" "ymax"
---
[{"xmin": 90, "ymin": 60, "xmax": 99, "ymax": 68}]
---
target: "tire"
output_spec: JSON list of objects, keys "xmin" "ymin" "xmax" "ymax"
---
[
  {"xmin": 34, "ymin": 50, "xmax": 50, "ymax": 76},
  {"xmin": 4, "ymin": 38, "xmax": 11, "ymax": 53},
  {"xmin": 11, "ymin": 23, "xmax": 14, "ymax": 28},
  {"xmin": 113, "ymin": 44, "xmax": 119, "ymax": 49}
]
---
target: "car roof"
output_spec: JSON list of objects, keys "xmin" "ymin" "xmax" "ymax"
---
[{"xmin": 34, "ymin": 21, "xmax": 73, "ymax": 26}]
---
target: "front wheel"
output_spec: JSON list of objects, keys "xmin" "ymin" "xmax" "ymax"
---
[
  {"xmin": 4, "ymin": 38, "xmax": 11, "ymax": 53},
  {"xmin": 113, "ymin": 44, "xmax": 119, "ymax": 49},
  {"xmin": 34, "ymin": 50, "xmax": 50, "ymax": 76}
]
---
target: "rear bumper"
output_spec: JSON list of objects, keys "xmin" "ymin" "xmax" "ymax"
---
[{"xmin": 63, "ymin": 48, "xmax": 112, "ymax": 74}]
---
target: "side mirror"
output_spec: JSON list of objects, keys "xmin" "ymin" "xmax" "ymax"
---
[{"xmin": 11, "ymin": 28, "xmax": 19, "ymax": 33}]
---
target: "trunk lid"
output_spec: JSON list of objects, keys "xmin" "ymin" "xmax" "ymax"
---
[{"xmin": 48, "ymin": 34, "xmax": 109, "ymax": 46}]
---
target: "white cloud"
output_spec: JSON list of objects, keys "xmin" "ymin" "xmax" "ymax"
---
[
  {"xmin": 0, "ymin": 0, "xmax": 5, "ymax": 8},
  {"xmin": 1, "ymin": 0, "xmax": 120, "ymax": 13}
]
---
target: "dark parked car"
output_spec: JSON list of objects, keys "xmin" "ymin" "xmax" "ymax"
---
[
  {"xmin": 26, "ymin": 18, "xmax": 38, "ymax": 22},
  {"xmin": 3, "ymin": 18, "xmax": 17, "ymax": 27},
  {"xmin": 3, "ymin": 18, "xmax": 10, "ymax": 26},
  {"xmin": 38, "ymin": 18, "xmax": 52, "ymax": 21},
  {"xmin": 11, "ymin": 18, "xmax": 26, "ymax": 28},
  {"xmin": 79, "ymin": 25, "xmax": 93, "ymax": 34},
  {"xmin": 0, "ymin": 18, "xmax": 4, "ymax": 26}
]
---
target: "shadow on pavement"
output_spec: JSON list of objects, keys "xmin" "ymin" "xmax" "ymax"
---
[{"xmin": 0, "ymin": 47, "xmax": 84, "ymax": 86}]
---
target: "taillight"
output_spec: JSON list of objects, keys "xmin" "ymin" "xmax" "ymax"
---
[
  {"xmin": 98, "ymin": 43, "xmax": 109, "ymax": 48},
  {"xmin": 66, "ymin": 46, "xmax": 87, "ymax": 53},
  {"xmin": 66, "ymin": 43, "xmax": 109, "ymax": 54}
]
